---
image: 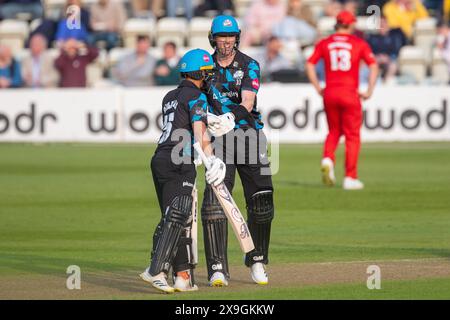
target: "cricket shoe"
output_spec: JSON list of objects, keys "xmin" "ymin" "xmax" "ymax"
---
[
  {"xmin": 343, "ymin": 177, "xmax": 364, "ymax": 190},
  {"xmin": 321, "ymin": 157, "xmax": 336, "ymax": 186},
  {"xmin": 139, "ymin": 268, "xmax": 175, "ymax": 294},
  {"xmin": 209, "ymin": 272, "xmax": 228, "ymax": 287},
  {"xmin": 250, "ymin": 262, "xmax": 268, "ymax": 285},
  {"xmin": 174, "ymin": 270, "xmax": 198, "ymax": 292}
]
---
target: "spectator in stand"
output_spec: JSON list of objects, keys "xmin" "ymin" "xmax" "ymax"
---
[
  {"xmin": 254, "ymin": 36, "xmax": 292, "ymax": 81},
  {"xmin": 324, "ymin": 0, "xmax": 343, "ymax": 17},
  {"xmin": 286, "ymin": 0, "xmax": 316, "ymax": 27},
  {"xmin": 112, "ymin": 35, "xmax": 156, "ymax": 87},
  {"xmin": 423, "ymin": 0, "xmax": 444, "ymax": 20},
  {"xmin": 152, "ymin": 0, "xmax": 165, "ymax": 18},
  {"xmin": 367, "ymin": 17, "xmax": 407, "ymax": 83},
  {"xmin": 154, "ymin": 41, "xmax": 180, "ymax": 86},
  {"xmin": 54, "ymin": 38, "xmax": 99, "ymax": 87},
  {"xmin": 22, "ymin": 34, "xmax": 59, "ymax": 88},
  {"xmin": 0, "ymin": 44, "xmax": 22, "ymax": 88},
  {"xmin": 437, "ymin": 22, "xmax": 450, "ymax": 76},
  {"xmin": 131, "ymin": 0, "xmax": 157, "ymax": 18},
  {"xmin": 445, "ymin": 0, "xmax": 450, "ymax": 23},
  {"xmin": 383, "ymin": 0, "xmax": 429, "ymax": 39},
  {"xmin": 167, "ymin": 0, "xmax": 193, "ymax": 20},
  {"xmin": 272, "ymin": 0, "xmax": 317, "ymax": 47},
  {"xmin": 55, "ymin": 0, "xmax": 92, "ymax": 46},
  {"xmin": 89, "ymin": 0, "xmax": 126, "ymax": 51},
  {"xmin": 241, "ymin": 0, "xmax": 286, "ymax": 47},
  {"xmin": 194, "ymin": 0, "xmax": 234, "ymax": 16},
  {"xmin": 359, "ymin": 0, "xmax": 389, "ymax": 15},
  {"xmin": 27, "ymin": 19, "xmax": 58, "ymax": 48},
  {"xmin": 0, "ymin": 0, "xmax": 43, "ymax": 20},
  {"xmin": 342, "ymin": 0, "xmax": 366, "ymax": 39},
  {"xmin": 343, "ymin": 0, "xmax": 360, "ymax": 16}
]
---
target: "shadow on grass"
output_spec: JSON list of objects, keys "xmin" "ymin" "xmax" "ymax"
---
[
  {"xmin": 276, "ymin": 180, "xmax": 326, "ymax": 189},
  {"xmin": 0, "ymin": 252, "xmax": 153, "ymax": 294}
]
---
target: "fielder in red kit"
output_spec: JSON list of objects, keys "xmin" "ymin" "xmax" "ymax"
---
[{"xmin": 306, "ymin": 10, "xmax": 378, "ymax": 190}]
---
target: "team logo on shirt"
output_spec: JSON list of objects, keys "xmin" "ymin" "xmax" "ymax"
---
[
  {"xmin": 223, "ymin": 19, "xmax": 232, "ymax": 27},
  {"xmin": 252, "ymin": 78, "xmax": 260, "ymax": 90},
  {"xmin": 233, "ymin": 70, "xmax": 244, "ymax": 80},
  {"xmin": 194, "ymin": 106, "xmax": 206, "ymax": 117}
]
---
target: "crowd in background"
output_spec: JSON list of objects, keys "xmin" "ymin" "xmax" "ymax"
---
[{"xmin": 0, "ymin": 0, "xmax": 450, "ymax": 89}]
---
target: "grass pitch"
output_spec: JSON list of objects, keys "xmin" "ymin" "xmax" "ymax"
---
[{"xmin": 0, "ymin": 142, "xmax": 449, "ymax": 299}]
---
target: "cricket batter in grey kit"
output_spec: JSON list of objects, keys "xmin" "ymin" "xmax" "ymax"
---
[{"xmin": 201, "ymin": 15, "xmax": 275, "ymax": 286}]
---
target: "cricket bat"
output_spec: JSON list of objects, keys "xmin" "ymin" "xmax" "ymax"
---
[
  {"xmin": 191, "ymin": 181, "xmax": 198, "ymax": 264},
  {"xmin": 193, "ymin": 142, "xmax": 255, "ymax": 253}
]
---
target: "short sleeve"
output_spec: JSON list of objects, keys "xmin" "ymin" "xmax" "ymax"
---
[
  {"xmin": 242, "ymin": 59, "xmax": 261, "ymax": 93},
  {"xmin": 307, "ymin": 40, "xmax": 324, "ymax": 65},
  {"xmin": 361, "ymin": 40, "xmax": 377, "ymax": 66},
  {"xmin": 188, "ymin": 92, "xmax": 209, "ymax": 124}
]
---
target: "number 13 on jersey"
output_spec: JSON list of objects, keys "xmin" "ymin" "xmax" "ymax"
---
[{"xmin": 330, "ymin": 49, "xmax": 351, "ymax": 71}]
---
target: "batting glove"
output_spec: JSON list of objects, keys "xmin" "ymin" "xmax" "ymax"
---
[
  {"xmin": 207, "ymin": 112, "xmax": 235, "ymax": 137},
  {"xmin": 205, "ymin": 156, "xmax": 226, "ymax": 186}
]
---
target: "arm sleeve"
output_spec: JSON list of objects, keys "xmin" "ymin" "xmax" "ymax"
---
[
  {"xmin": 85, "ymin": 46, "xmax": 99, "ymax": 63},
  {"xmin": 188, "ymin": 92, "xmax": 209, "ymax": 124},
  {"xmin": 241, "ymin": 59, "xmax": 261, "ymax": 93},
  {"xmin": 54, "ymin": 52, "xmax": 66, "ymax": 71},
  {"xmin": 307, "ymin": 41, "xmax": 324, "ymax": 65},
  {"xmin": 361, "ymin": 41, "xmax": 377, "ymax": 65}
]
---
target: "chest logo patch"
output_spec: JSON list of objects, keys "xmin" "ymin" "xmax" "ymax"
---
[{"xmin": 233, "ymin": 70, "xmax": 244, "ymax": 80}]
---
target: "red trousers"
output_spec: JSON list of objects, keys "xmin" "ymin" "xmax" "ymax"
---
[{"xmin": 323, "ymin": 88, "xmax": 362, "ymax": 179}]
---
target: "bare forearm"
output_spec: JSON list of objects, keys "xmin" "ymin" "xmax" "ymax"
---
[
  {"xmin": 306, "ymin": 63, "xmax": 322, "ymax": 94},
  {"xmin": 367, "ymin": 64, "xmax": 379, "ymax": 95},
  {"xmin": 241, "ymin": 90, "xmax": 256, "ymax": 112},
  {"xmin": 193, "ymin": 121, "xmax": 212, "ymax": 156}
]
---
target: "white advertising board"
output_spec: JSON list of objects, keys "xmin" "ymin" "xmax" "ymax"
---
[{"xmin": 0, "ymin": 85, "xmax": 449, "ymax": 143}]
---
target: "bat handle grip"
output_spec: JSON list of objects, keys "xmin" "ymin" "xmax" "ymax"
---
[{"xmin": 193, "ymin": 142, "xmax": 212, "ymax": 170}]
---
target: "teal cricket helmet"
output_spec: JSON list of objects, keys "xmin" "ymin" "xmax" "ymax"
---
[
  {"xmin": 209, "ymin": 15, "xmax": 241, "ymax": 48},
  {"xmin": 179, "ymin": 48, "xmax": 214, "ymax": 80}
]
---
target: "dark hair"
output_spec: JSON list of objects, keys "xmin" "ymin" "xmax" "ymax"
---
[
  {"xmin": 164, "ymin": 41, "xmax": 177, "ymax": 50},
  {"xmin": 335, "ymin": 23, "xmax": 352, "ymax": 31},
  {"xmin": 267, "ymin": 35, "xmax": 280, "ymax": 43},
  {"xmin": 137, "ymin": 35, "xmax": 150, "ymax": 42}
]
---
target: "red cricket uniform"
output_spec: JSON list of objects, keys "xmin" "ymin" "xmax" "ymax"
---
[{"xmin": 308, "ymin": 33, "xmax": 376, "ymax": 179}]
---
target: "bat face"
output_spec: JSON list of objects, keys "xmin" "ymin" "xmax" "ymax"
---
[
  {"xmin": 215, "ymin": 183, "xmax": 232, "ymax": 202},
  {"xmin": 231, "ymin": 208, "xmax": 244, "ymax": 223},
  {"xmin": 239, "ymin": 223, "xmax": 251, "ymax": 240},
  {"xmin": 212, "ymin": 182, "xmax": 255, "ymax": 253},
  {"xmin": 191, "ymin": 143, "xmax": 254, "ymax": 253}
]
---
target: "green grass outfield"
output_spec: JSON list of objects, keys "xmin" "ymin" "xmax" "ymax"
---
[{"xmin": 0, "ymin": 142, "xmax": 449, "ymax": 299}]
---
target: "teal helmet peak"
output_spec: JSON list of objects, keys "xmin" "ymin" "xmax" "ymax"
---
[
  {"xmin": 209, "ymin": 15, "xmax": 241, "ymax": 49},
  {"xmin": 179, "ymin": 48, "xmax": 214, "ymax": 80}
]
